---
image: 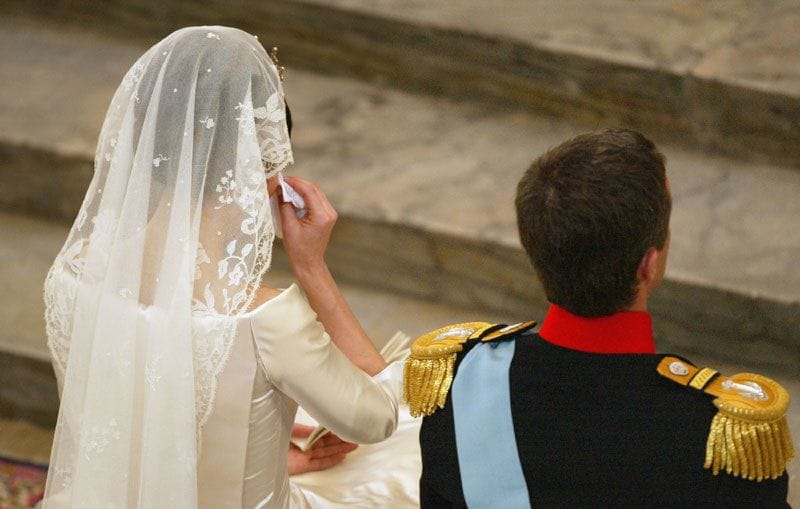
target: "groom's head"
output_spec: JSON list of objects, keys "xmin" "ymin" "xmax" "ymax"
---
[{"xmin": 515, "ymin": 129, "xmax": 671, "ymax": 317}]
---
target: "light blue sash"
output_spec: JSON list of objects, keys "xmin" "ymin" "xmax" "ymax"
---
[{"xmin": 452, "ymin": 340, "xmax": 531, "ymax": 508}]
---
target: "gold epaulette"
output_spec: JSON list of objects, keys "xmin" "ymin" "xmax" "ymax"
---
[
  {"xmin": 657, "ymin": 356, "xmax": 794, "ymax": 481},
  {"xmin": 404, "ymin": 321, "xmax": 536, "ymax": 417}
]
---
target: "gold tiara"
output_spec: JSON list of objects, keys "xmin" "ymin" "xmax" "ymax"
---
[{"xmin": 269, "ymin": 47, "xmax": 286, "ymax": 82}]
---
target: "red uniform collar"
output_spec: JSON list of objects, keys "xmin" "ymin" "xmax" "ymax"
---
[{"xmin": 538, "ymin": 304, "xmax": 655, "ymax": 354}]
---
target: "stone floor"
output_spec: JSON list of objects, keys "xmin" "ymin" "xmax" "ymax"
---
[
  {"xmin": 2, "ymin": 18, "xmax": 799, "ymax": 306},
  {"xmin": 5, "ymin": 1, "xmax": 799, "ymax": 166},
  {"xmin": 2, "ymin": 18, "xmax": 799, "ymax": 373},
  {"xmin": 313, "ymin": 0, "xmax": 800, "ymax": 93},
  {"xmin": 297, "ymin": 0, "xmax": 800, "ymax": 165}
]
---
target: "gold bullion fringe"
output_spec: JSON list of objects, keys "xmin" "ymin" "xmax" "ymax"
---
[
  {"xmin": 404, "ymin": 354, "xmax": 456, "ymax": 417},
  {"xmin": 705, "ymin": 413, "xmax": 795, "ymax": 481}
]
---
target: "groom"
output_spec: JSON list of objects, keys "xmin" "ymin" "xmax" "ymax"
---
[{"xmin": 407, "ymin": 129, "xmax": 792, "ymax": 507}]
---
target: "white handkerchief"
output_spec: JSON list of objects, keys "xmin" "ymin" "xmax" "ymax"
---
[
  {"xmin": 270, "ymin": 173, "xmax": 308, "ymax": 238},
  {"xmin": 279, "ymin": 173, "xmax": 307, "ymax": 218}
]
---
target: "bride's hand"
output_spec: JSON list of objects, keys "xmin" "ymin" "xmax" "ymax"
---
[
  {"xmin": 278, "ymin": 177, "xmax": 338, "ymax": 276},
  {"xmin": 287, "ymin": 424, "xmax": 358, "ymax": 475}
]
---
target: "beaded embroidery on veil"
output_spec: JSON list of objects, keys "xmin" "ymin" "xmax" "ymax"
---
[{"xmin": 42, "ymin": 26, "xmax": 292, "ymax": 506}]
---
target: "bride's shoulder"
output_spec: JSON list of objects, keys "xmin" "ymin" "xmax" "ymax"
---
[{"xmin": 246, "ymin": 284, "xmax": 314, "ymax": 341}]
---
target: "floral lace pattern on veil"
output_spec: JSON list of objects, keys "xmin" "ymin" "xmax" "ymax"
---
[{"xmin": 42, "ymin": 27, "xmax": 293, "ymax": 505}]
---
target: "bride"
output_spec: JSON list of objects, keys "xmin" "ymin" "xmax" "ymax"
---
[{"xmin": 41, "ymin": 26, "xmax": 406, "ymax": 508}]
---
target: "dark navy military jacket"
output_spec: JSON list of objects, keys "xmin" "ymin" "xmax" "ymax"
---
[{"xmin": 419, "ymin": 333, "xmax": 790, "ymax": 508}]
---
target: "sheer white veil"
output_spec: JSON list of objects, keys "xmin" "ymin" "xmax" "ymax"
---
[{"xmin": 42, "ymin": 26, "xmax": 292, "ymax": 507}]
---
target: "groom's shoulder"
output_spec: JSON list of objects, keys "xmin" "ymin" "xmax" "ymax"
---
[
  {"xmin": 653, "ymin": 355, "xmax": 794, "ymax": 481},
  {"xmin": 403, "ymin": 321, "xmax": 537, "ymax": 418}
]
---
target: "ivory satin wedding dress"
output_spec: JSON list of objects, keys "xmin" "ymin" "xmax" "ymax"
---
[
  {"xmin": 50, "ymin": 283, "xmax": 403, "ymax": 508},
  {"xmin": 197, "ymin": 284, "xmax": 401, "ymax": 508},
  {"xmin": 41, "ymin": 26, "xmax": 414, "ymax": 508}
]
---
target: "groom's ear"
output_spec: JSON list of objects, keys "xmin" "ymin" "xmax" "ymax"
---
[{"xmin": 285, "ymin": 100, "xmax": 293, "ymax": 138}]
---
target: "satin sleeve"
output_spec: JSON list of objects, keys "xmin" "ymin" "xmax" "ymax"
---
[{"xmin": 249, "ymin": 284, "xmax": 400, "ymax": 444}]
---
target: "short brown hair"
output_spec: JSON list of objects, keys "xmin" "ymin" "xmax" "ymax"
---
[{"xmin": 515, "ymin": 129, "xmax": 671, "ymax": 317}]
